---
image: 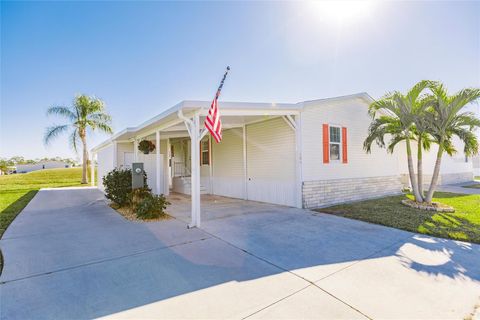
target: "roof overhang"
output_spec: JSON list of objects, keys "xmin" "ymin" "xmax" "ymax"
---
[{"xmin": 91, "ymin": 92, "xmax": 372, "ymax": 153}]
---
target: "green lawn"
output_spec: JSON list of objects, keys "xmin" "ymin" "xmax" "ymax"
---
[
  {"xmin": 319, "ymin": 192, "xmax": 480, "ymax": 244},
  {"xmin": 0, "ymin": 167, "xmax": 93, "ymax": 238},
  {"xmin": 463, "ymin": 184, "xmax": 480, "ymax": 189}
]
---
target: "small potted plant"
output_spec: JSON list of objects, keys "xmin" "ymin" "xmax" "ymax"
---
[{"xmin": 138, "ymin": 140, "xmax": 155, "ymax": 154}]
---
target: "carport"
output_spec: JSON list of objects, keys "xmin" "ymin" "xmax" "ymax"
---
[{"xmin": 91, "ymin": 100, "xmax": 302, "ymax": 228}]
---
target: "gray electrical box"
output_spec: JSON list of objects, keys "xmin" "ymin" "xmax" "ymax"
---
[{"xmin": 132, "ymin": 163, "xmax": 145, "ymax": 189}]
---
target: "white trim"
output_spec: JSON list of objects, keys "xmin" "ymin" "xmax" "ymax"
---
[
  {"xmin": 295, "ymin": 114, "xmax": 303, "ymax": 208},
  {"xmin": 282, "ymin": 116, "xmax": 296, "ymax": 131},
  {"xmin": 133, "ymin": 139, "xmax": 138, "ymax": 162},
  {"xmin": 156, "ymin": 130, "xmax": 161, "ymax": 195},
  {"xmin": 242, "ymin": 124, "xmax": 247, "ymax": 200},
  {"xmin": 328, "ymin": 125, "xmax": 342, "ymax": 163},
  {"xmin": 113, "ymin": 141, "xmax": 118, "ymax": 168},
  {"xmin": 199, "ymin": 109, "xmax": 300, "ymax": 117},
  {"xmin": 90, "ymin": 152, "xmax": 95, "ymax": 187}
]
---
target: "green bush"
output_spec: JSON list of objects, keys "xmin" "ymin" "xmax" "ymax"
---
[
  {"xmin": 127, "ymin": 187, "xmax": 151, "ymax": 208},
  {"xmin": 133, "ymin": 191, "xmax": 170, "ymax": 220},
  {"xmin": 103, "ymin": 168, "xmax": 132, "ymax": 206}
]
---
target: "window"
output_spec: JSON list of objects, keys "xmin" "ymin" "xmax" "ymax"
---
[
  {"xmin": 329, "ymin": 126, "xmax": 341, "ymax": 161},
  {"xmin": 201, "ymin": 140, "xmax": 210, "ymax": 165}
]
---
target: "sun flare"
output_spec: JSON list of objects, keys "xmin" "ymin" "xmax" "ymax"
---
[{"xmin": 310, "ymin": 1, "xmax": 375, "ymax": 23}]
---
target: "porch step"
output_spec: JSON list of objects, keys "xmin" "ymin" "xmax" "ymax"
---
[{"xmin": 172, "ymin": 176, "xmax": 208, "ymax": 195}]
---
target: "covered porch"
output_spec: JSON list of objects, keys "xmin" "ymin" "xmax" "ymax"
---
[{"xmin": 91, "ymin": 100, "xmax": 302, "ymax": 228}]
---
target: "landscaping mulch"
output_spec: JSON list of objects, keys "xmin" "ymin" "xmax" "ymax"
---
[{"xmin": 110, "ymin": 204, "xmax": 172, "ymax": 222}]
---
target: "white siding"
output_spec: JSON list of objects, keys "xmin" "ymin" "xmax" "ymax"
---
[
  {"xmin": 97, "ymin": 144, "xmax": 114, "ymax": 191},
  {"xmin": 137, "ymin": 153, "xmax": 166, "ymax": 194},
  {"xmin": 116, "ymin": 142, "xmax": 134, "ymax": 168},
  {"xmin": 246, "ymin": 117, "xmax": 296, "ymax": 206},
  {"xmin": 212, "ymin": 128, "xmax": 245, "ymax": 198},
  {"xmin": 301, "ymin": 98, "xmax": 400, "ymax": 182}
]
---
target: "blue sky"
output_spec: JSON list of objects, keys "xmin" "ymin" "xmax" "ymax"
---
[{"xmin": 1, "ymin": 1, "xmax": 479, "ymax": 159}]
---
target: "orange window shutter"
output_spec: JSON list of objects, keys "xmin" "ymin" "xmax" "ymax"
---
[
  {"xmin": 322, "ymin": 124, "xmax": 329, "ymax": 164},
  {"xmin": 342, "ymin": 127, "xmax": 348, "ymax": 163}
]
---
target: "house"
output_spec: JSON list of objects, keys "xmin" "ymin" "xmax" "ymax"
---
[
  {"xmin": 16, "ymin": 161, "xmax": 72, "ymax": 173},
  {"xmin": 91, "ymin": 92, "xmax": 474, "ymax": 227},
  {"xmin": 473, "ymin": 154, "xmax": 480, "ymax": 177}
]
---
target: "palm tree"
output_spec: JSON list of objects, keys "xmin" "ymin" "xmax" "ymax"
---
[
  {"xmin": 364, "ymin": 81, "xmax": 431, "ymax": 202},
  {"xmin": 423, "ymin": 83, "xmax": 480, "ymax": 203},
  {"xmin": 45, "ymin": 95, "xmax": 113, "ymax": 184},
  {"xmin": 411, "ymin": 97, "xmax": 434, "ymax": 200}
]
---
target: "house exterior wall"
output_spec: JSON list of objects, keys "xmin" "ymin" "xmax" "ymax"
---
[
  {"xmin": 473, "ymin": 155, "xmax": 480, "ymax": 176},
  {"xmin": 97, "ymin": 144, "xmax": 114, "ymax": 191},
  {"xmin": 396, "ymin": 136, "xmax": 474, "ymax": 186},
  {"xmin": 300, "ymin": 97, "xmax": 402, "ymax": 208},
  {"xmin": 212, "ymin": 128, "xmax": 245, "ymax": 199},
  {"xmin": 116, "ymin": 142, "xmax": 134, "ymax": 168},
  {"xmin": 246, "ymin": 117, "xmax": 296, "ymax": 206}
]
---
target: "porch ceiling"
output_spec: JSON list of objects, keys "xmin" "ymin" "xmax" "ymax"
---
[{"xmin": 136, "ymin": 114, "xmax": 290, "ymax": 141}]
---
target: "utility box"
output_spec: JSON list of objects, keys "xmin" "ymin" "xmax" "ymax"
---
[{"xmin": 132, "ymin": 163, "xmax": 145, "ymax": 189}]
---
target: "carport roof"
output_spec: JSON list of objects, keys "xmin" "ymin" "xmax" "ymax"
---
[{"xmin": 91, "ymin": 92, "xmax": 373, "ymax": 152}]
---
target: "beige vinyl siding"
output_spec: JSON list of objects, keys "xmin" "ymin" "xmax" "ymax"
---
[
  {"xmin": 116, "ymin": 142, "xmax": 134, "ymax": 168},
  {"xmin": 246, "ymin": 117, "xmax": 296, "ymax": 206},
  {"xmin": 212, "ymin": 128, "xmax": 245, "ymax": 198},
  {"xmin": 301, "ymin": 98, "xmax": 400, "ymax": 181}
]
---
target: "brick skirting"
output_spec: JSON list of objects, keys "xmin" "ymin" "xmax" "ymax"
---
[{"xmin": 303, "ymin": 175, "xmax": 403, "ymax": 208}]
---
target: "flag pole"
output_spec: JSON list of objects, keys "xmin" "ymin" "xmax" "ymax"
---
[
  {"xmin": 199, "ymin": 66, "xmax": 230, "ymax": 140},
  {"xmin": 215, "ymin": 66, "xmax": 230, "ymax": 99}
]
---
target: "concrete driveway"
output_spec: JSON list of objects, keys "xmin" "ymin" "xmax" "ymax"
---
[{"xmin": 1, "ymin": 188, "xmax": 479, "ymax": 319}]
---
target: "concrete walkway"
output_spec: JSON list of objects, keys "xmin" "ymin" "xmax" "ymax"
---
[{"xmin": 1, "ymin": 188, "xmax": 479, "ymax": 319}]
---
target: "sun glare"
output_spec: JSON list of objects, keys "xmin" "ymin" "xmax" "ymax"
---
[{"xmin": 310, "ymin": 1, "xmax": 374, "ymax": 23}]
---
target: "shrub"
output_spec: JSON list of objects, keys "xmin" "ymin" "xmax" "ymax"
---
[
  {"xmin": 134, "ymin": 191, "xmax": 170, "ymax": 220},
  {"xmin": 127, "ymin": 187, "xmax": 151, "ymax": 208},
  {"xmin": 103, "ymin": 168, "xmax": 132, "ymax": 206}
]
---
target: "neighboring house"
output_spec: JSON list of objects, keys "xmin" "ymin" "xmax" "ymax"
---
[
  {"xmin": 473, "ymin": 154, "xmax": 480, "ymax": 177},
  {"xmin": 16, "ymin": 161, "xmax": 71, "ymax": 173},
  {"xmin": 396, "ymin": 137, "xmax": 474, "ymax": 187},
  {"xmin": 91, "ymin": 92, "xmax": 475, "ymax": 225}
]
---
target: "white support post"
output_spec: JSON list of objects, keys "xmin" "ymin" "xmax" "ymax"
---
[
  {"xmin": 156, "ymin": 130, "xmax": 161, "ymax": 195},
  {"xmin": 208, "ymin": 134, "xmax": 213, "ymax": 194},
  {"xmin": 133, "ymin": 139, "xmax": 138, "ymax": 162},
  {"xmin": 189, "ymin": 113, "xmax": 202, "ymax": 227},
  {"xmin": 294, "ymin": 114, "xmax": 303, "ymax": 209},
  {"xmin": 242, "ymin": 124, "xmax": 248, "ymax": 200},
  {"xmin": 90, "ymin": 152, "xmax": 95, "ymax": 187}
]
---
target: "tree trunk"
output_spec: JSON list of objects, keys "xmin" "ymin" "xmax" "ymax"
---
[
  {"xmin": 417, "ymin": 136, "xmax": 424, "ymax": 201},
  {"xmin": 406, "ymin": 137, "xmax": 422, "ymax": 202},
  {"xmin": 81, "ymin": 134, "xmax": 88, "ymax": 184},
  {"xmin": 425, "ymin": 143, "xmax": 444, "ymax": 203}
]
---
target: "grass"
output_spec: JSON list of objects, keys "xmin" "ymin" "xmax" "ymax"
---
[
  {"xmin": 319, "ymin": 192, "xmax": 480, "ymax": 244},
  {"xmin": 0, "ymin": 167, "xmax": 93, "ymax": 238},
  {"xmin": 463, "ymin": 184, "xmax": 480, "ymax": 189}
]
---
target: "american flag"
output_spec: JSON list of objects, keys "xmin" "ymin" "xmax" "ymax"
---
[{"xmin": 205, "ymin": 67, "xmax": 230, "ymax": 143}]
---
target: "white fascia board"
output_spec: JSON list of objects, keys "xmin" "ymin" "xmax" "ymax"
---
[{"xmin": 302, "ymin": 92, "xmax": 374, "ymax": 105}]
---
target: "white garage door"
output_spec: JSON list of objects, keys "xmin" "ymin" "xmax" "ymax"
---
[{"xmin": 246, "ymin": 117, "xmax": 296, "ymax": 206}]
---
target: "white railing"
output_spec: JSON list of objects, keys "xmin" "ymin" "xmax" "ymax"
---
[{"xmin": 173, "ymin": 162, "xmax": 191, "ymax": 177}]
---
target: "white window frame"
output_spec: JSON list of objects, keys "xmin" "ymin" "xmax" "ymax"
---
[
  {"xmin": 200, "ymin": 139, "xmax": 210, "ymax": 166},
  {"xmin": 329, "ymin": 125, "xmax": 342, "ymax": 163}
]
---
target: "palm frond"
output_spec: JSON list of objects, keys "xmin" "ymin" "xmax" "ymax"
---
[
  {"xmin": 46, "ymin": 106, "xmax": 76, "ymax": 122},
  {"xmin": 44, "ymin": 125, "xmax": 69, "ymax": 145}
]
